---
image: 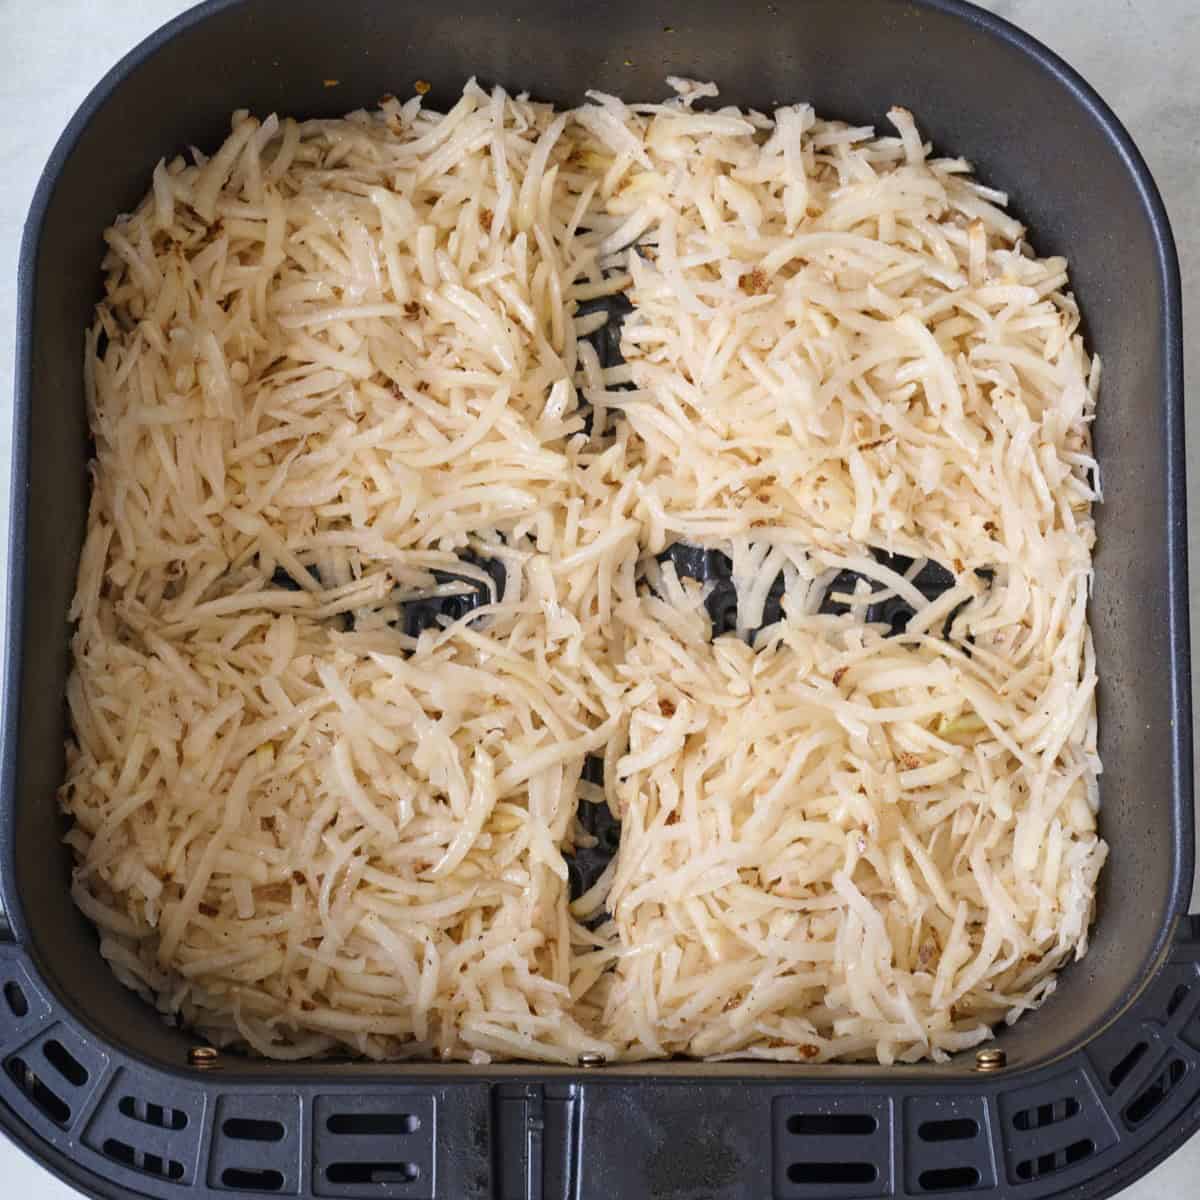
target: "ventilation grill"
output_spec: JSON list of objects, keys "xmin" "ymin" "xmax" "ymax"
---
[
  {"xmin": 787, "ymin": 1114, "xmax": 878, "ymax": 1136},
  {"xmin": 1014, "ymin": 1138, "xmax": 1095, "ymax": 1181},
  {"xmin": 119, "ymin": 1094, "xmax": 189, "ymax": 1131},
  {"xmin": 1123, "ymin": 1058, "xmax": 1190, "ymax": 1128},
  {"xmin": 918, "ymin": 1166, "xmax": 981, "ymax": 1191},
  {"xmin": 1137, "ymin": 964, "xmax": 1197, "ymax": 1029},
  {"xmin": 904, "ymin": 1098, "xmax": 994, "ymax": 1194},
  {"xmin": 225, "ymin": 1116, "xmax": 286, "ymax": 1141},
  {"xmin": 1086, "ymin": 1025, "xmax": 1163, "ymax": 1098},
  {"xmin": 0, "ymin": 961, "xmax": 51, "ymax": 1098},
  {"xmin": 786, "ymin": 1162, "xmax": 877, "ymax": 1186},
  {"xmin": 5, "ymin": 1056, "xmax": 71, "ymax": 1127},
  {"xmin": 210, "ymin": 1094, "xmax": 300, "ymax": 1193},
  {"xmin": 42, "ymin": 1039, "xmax": 88, "ymax": 1088},
  {"xmin": 919, "ymin": 1118, "xmax": 979, "ymax": 1142},
  {"xmin": 1012, "ymin": 1098, "xmax": 1080, "ymax": 1132},
  {"xmin": 3, "ymin": 1028, "xmax": 105, "ymax": 1132},
  {"xmin": 774, "ymin": 1095, "xmax": 892, "ymax": 1198},
  {"xmin": 326, "ymin": 1113, "xmax": 420, "ymax": 1136},
  {"xmin": 1166, "ymin": 984, "xmax": 1191, "ymax": 1020},
  {"xmin": 326, "ymin": 1162, "xmax": 420, "ymax": 1185},
  {"xmin": 1109, "ymin": 1041, "xmax": 1149, "ymax": 1090},
  {"xmin": 3, "ymin": 980, "xmax": 28, "ymax": 1019},
  {"xmin": 998, "ymin": 1069, "xmax": 1119, "ymax": 1189},
  {"xmin": 221, "ymin": 1166, "xmax": 285, "ymax": 1192},
  {"xmin": 312, "ymin": 1094, "xmax": 435, "ymax": 1199},
  {"xmin": 1182, "ymin": 979, "xmax": 1200, "ymax": 1057},
  {"xmin": 81, "ymin": 1066, "xmax": 204, "ymax": 1188},
  {"xmin": 101, "ymin": 1136, "xmax": 185, "ymax": 1182},
  {"xmin": 0, "ymin": 959, "xmax": 50, "ymax": 1041}
]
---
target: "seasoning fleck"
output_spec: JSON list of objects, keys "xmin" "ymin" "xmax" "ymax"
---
[{"xmin": 738, "ymin": 268, "xmax": 769, "ymax": 295}]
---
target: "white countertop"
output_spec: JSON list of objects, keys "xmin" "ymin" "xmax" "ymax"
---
[{"xmin": 1, "ymin": 1, "xmax": 1198, "ymax": 1196}]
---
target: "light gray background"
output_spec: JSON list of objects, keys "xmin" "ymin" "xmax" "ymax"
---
[{"xmin": 0, "ymin": 0, "xmax": 1196, "ymax": 1195}]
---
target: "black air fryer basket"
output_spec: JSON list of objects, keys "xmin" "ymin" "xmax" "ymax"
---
[{"xmin": 4, "ymin": 1, "xmax": 1194, "ymax": 1197}]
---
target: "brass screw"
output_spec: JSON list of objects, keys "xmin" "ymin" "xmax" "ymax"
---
[
  {"xmin": 188, "ymin": 1046, "xmax": 220, "ymax": 1069},
  {"xmin": 577, "ymin": 1052, "xmax": 607, "ymax": 1068},
  {"xmin": 974, "ymin": 1047, "xmax": 1007, "ymax": 1072}
]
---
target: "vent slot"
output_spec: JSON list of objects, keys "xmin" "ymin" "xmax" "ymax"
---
[
  {"xmin": 775, "ymin": 1095, "xmax": 892, "ymax": 1197},
  {"xmin": 918, "ymin": 1117, "xmax": 978, "ymax": 1142},
  {"xmin": 786, "ymin": 1113, "xmax": 877, "ymax": 1137},
  {"xmin": 327, "ymin": 1112, "xmax": 420, "ymax": 1136},
  {"xmin": 221, "ymin": 1166, "xmax": 285, "ymax": 1191},
  {"xmin": 817, "ymin": 551, "xmax": 975, "ymax": 642},
  {"xmin": 918, "ymin": 1165, "xmax": 980, "ymax": 1191},
  {"xmin": 1108, "ymin": 1040, "xmax": 1148, "ymax": 1089},
  {"xmin": 576, "ymin": 282, "xmax": 634, "ymax": 438},
  {"xmin": 904, "ymin": 1098, "xmax": 993, "ymax": 1195},
  {"xmin": 999, "ymin": 1071, "xmax": 1119, "ymax": 1188},
  {"xmin": 395, "ymin": 552, "xmax": 507, "ymax": 641},
  {"xmin": 82, "ymin": 1068, "xmax": 201, "ymax": 1186},
  {"xmin": 101, "ymin": 1138, "xmax": 184, "ymax": 1182},
  {"xmin": 1124, "ymin": 1057, "xmax": 1188, "ymax": 1127},
  {"xmin": 210, "ymin": 1095, "xmax": 300, "ymax": 1193},
  {"xmin": 224, "ymin": 1116, "xmax": 286, "ymax": 1142},
  {"xmin": 5, "ymin": 1055, "xmax": 71, "ymax": 1126},
  {"xmin": 568, "ymin": 759, "xmax": 621, "ymax": 914},
  {"xmin": 314, "ymin": 1093, "xmax": 435, "ymax": 1196},
  {"xmin": 326, "ymin": 1162, "xmax": 420, "ymax": 1185},
  {"xmin": 43, "ymin": 1038, "xmax": 88, "ymax": 1087},
  {"xmin": 3, "ymin": 980, "xmax": 28, "ymax": 1018},
  {"xmin": 1013, "ymin": 1097, "xmax": 1080, "ymax": 1131},
  {"xmin": 786, "ymin": 1161, "xmax": 877, "ymax": 1185},
  {"xmin": 1167, "ymin": 984, "xmax": 1191, "ymax": 1018},
  {"xmin": 118, "ymin": 1094, "xmax": 188, "ymax": 1131},
  {"xmin": 1015, "ymin": 1139, "xmax": 1095, "ymax": 1181}
]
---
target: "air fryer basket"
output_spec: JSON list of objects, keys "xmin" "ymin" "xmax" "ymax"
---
[{"xmin": 3, "ymin": 0, "xmax": 1193, "ymax": 1196}]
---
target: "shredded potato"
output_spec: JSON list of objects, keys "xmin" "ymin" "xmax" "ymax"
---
[{"xmin": 64, "ymin": 78, "xmax": 1105, "ymax": 1065}]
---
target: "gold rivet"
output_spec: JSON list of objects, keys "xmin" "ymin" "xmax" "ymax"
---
[
  {"xmin": 188, "ymin": 1046, "xmax": 220, "ymax": 1069},
  {"xmin": 577, "ymin": 1052, "xmax": 607, "ymax": 1068},
  {"xmin": 974, "ymin": 1047, "xmax": 1007, "ymax": 1072}
]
